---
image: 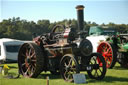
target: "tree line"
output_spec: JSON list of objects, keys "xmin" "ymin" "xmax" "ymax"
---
[{"xmin": 0, "ymin": 17, "xmax": 128, "ymax": 40}]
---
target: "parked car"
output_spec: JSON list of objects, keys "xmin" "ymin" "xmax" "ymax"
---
[{"xmin": 0, "ymin": 38, "xmax": 30, "ymax": 63}]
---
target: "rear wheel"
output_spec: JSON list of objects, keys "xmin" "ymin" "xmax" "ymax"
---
[
  {"xmin": 18, "ymin": 43, "xmax": 44, "ymax": 78},
  {"xmin": 97, "ymin": 42, "xmax": 117, "ymax": 68},
  {"xmin": 87, "ymin": 53, "xmax": 106, "ymax": 80},
  {"xmin": 60, "ymin": 54, "xmax": 80, "ymax": 82}
]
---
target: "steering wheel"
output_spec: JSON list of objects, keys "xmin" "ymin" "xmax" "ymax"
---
[{"xmin": 50, "ymin": 25, "xmax": 65, "ymax": 40}]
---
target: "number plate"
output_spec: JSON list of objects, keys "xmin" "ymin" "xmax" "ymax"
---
[{"xmin": 86, "ymin": 66, "xmax": 92, "ymax": 71}]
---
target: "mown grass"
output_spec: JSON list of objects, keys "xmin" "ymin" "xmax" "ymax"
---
[{"xmin": 0, "ymin": 63, "xmax": 128, "ymax": 85}]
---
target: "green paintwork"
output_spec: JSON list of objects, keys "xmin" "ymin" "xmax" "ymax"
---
[
  {"xmin": 111, "ymin": 36, "xmax": 128, "ymax": 52},
  {"xmin": 89, "ymin": 26, "xmax": 103, "ymax": 35},
  {"xmin": 122, "ymin": 43, "xmax": 128, "ymax": 50},
  {"xmin": 89, "ymin": 26, "xmax": 117, "ymax": 36},
  {"xmin": 89, "ymin": 26, "xmax": 128, "ymax": 52}
]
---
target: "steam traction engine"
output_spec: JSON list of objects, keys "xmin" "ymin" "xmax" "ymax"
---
[
  {"xmin": 97, "ymin": 33, "xmax": 128, "ymax": 68},
  {"xmin": 18, "ymin": 5, "xmax": 106, "ymax": 82}
]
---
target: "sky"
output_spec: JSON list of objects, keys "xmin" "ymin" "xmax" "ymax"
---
[{"xmin": 0, "ymin": 0, "xmax": 128, "ymax": 24}]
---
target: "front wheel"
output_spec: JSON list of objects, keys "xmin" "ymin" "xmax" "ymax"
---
[
  {"xmin": 87, "ymin": 53, "xmax": 106, "ymax": 80},
  {"xmin": 97, "ymin": 42, "xmax": 117, "ymax": 68},
  {"xmin": 60, "ymin": 54, "xmax": 80, "ymax": 82}
]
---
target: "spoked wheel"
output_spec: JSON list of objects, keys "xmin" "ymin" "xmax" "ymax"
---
[
  {"xmin": 60, "ymin": 54, "xmax": 80, "ymax": 82},
  {"xmin": 97, "ymin": 42, "xmax": 117, "ymax": 68},
  {"xmin": 18, "ymin": 43, "xmax": 44, "ymax": 78},
  {"xmin": 87, "ymin": 53, "xmax": 106, "ymax": 80}
]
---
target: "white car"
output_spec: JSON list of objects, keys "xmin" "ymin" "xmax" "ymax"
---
[{"xmin": 0, "ymin": 38, "xmax": 28, "ymax": 63}]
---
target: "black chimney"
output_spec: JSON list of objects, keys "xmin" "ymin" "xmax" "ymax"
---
[{"xmin": 76, "ymin": 5, "xmax": 84, "ymax": 31}]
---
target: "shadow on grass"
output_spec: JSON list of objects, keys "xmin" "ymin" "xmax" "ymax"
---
[
  {"xmin": 37, "ymin": 73, "xmax": 61, "ymax": 79},
  {"xmin": 0, "ymin": 63, "xmax": 18, "ymax": 69},
  {"xmin": 8, "ymin": 66, "xmax": 18, "ymax": 69},
  {"xmin": 113, "ymin": 66, "xmax": 128, "ymax": 70},
  {"xmin": 4, "ymin": 62, "xmax": 18, "ymax": 65},
  {"xmin": 88, "ymin": 76, "xmax": 128, "ymax": 83}
]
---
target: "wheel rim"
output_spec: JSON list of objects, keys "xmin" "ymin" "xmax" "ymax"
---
[
  {"xmin": 18, "ymin": 43, "xmax": 37, "ymax": 77},
  {"xmin": 87, "ymin": 53, "xmax": 106, "ymax": 80},
  {"xmin": 51, "ymin": 25, "xmax": 65, "ymax": 33},
  {"xmin": 60, "ymin": 54, "xmax": 79, "ymax": 82},
  {"xmin": 97, "ymin": 42, "xmax": 113, "ymax": 68}
]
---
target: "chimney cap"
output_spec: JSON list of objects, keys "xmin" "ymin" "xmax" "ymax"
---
[{"xmin": 76, "ymin": 5, "xmax": 84, "ymax": 10}]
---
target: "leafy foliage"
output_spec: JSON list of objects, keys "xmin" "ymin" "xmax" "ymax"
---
[{"xmin": 0, "ymin": 17, "xmax": 128, "ymax": 40}]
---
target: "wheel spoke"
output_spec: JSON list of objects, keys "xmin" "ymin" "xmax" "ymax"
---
[
  {"xmin": 31, "ymin": 67, "xmax": 34, "ymax": 73},
  {"xmin": 94, "ymin": 69, "xmax": 100, "ymax": 77},
  {"xmin": 21, "ymin": 53, "xmax": 26, "ymax": 57},
  {"xmin": 98, "ymin": 68, "xmax": 102, "ymax": 73},
  {"xmin": 30, "ymin": 51, "xmax": 35, "ymax": 58},
  {"xmin": 25, "ymin": 65, "xmax": 31, "ymax": 75},
  {"xmin": 25, "ymin": 59, "xmax": 29, "ymax": 67},
  {"xmin": 100, "ymin": 46, "xmax": 104, "ymax": 51},
  {"xmin": 107, "ymin": 47, "xmax": 111, "ymax": 53},
  {"xmin": 96, "ymin": 71, "xmax": 99, "ymax": 77},
  {"xmin": 67, "ymin": 73, "xmax": 70, "ymax": 80},
  {"xmin": 31, "ymin": 64, "xmax": 36, "ymax": 71},
  {"xmin": 26, "ymin": 49, "xmax": 29, "ymax": 57},
  {"xmin": 68, "ymin": 72, "xmax": 72, "ymax": 80},
  {"xmin": 107, "ymin": 57, "xmax": 112, "ymax": 62},
  {"xmin": 68, "ymin": 58, "xmax": 72, "ymax": 67},
  {"xmin": 105, "ymin": 44, "xmax": 107, "ymax": 48},
  {"xmin": 31, "ymin": 59, "xmax": 37, "ymax": 62},
  {"xmin": 103, "ymin": 47, "xmax": 106, "ymax": 52},
  {"xmin": 64, "ymin": 62, "xmax": 68, "ymax": 67},
  {"xmin": 22, "ymin": 63, "xmax": 26, "ymax": 67},
  {"xmin": 93, "ymin": 58, "xmax": 97, "ymax": 64},
  {"xmin": 108, "ymin": 51, "xmax": 112, "ymax": 54},
  {"xmin": 29, "ymin": 48, "xmax": 32, "ymax": 57},
  {"xmin": 90, "ymin": 61, "xmax": 93, "ymax": 64},
  {"xmin": 30, "ymin": 64, "xmax": 35, "ymax": 73},
  {"xmin": 106, "ymin": 57, "xmax": 111, "ymax": 66},
  {"xmin": 109, "ymin": 56, "xmax": 112, "ymax": 61},
  {"xmin": 94, "ymin": 70, "xmax": 97, "ymax": 77},
  {"xmin": 64, "ymin": 70, "xmax": 68, "ymax": 79},
  {"xmin": 106, "ymin": 54, "xmax": 112, "ymax": 57}
]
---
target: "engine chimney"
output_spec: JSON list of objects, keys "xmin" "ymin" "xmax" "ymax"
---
[{"xmin": 76, "ymin": 5, "xmax": 84, "ymax": 31}]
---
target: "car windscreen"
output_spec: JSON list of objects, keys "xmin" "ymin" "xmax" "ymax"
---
[
  {"xmin": 102, "ymin": 29, "xmax": 116, "ymax": 36},
  {"xmin": 6, "ymin": 45, "xmax": 21, "ymax": 53}
]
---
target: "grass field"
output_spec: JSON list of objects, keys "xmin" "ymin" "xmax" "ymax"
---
[{"xmin": 0, "ymin": 63, "xmax": 128, "ymax": 85}]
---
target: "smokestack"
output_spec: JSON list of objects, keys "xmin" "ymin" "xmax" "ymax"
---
[{"xmin": 76, "ymin": 5, "xmax": 84, "ymax": 31}]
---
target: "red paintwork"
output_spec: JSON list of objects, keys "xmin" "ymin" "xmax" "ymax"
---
[
  {"xmin": 33, "ymin": 36, "xmax": 41, "ymax": 46},
  {"xmin": 97, "ymin": 42, "xmax": 113, "ymax": 68}
]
